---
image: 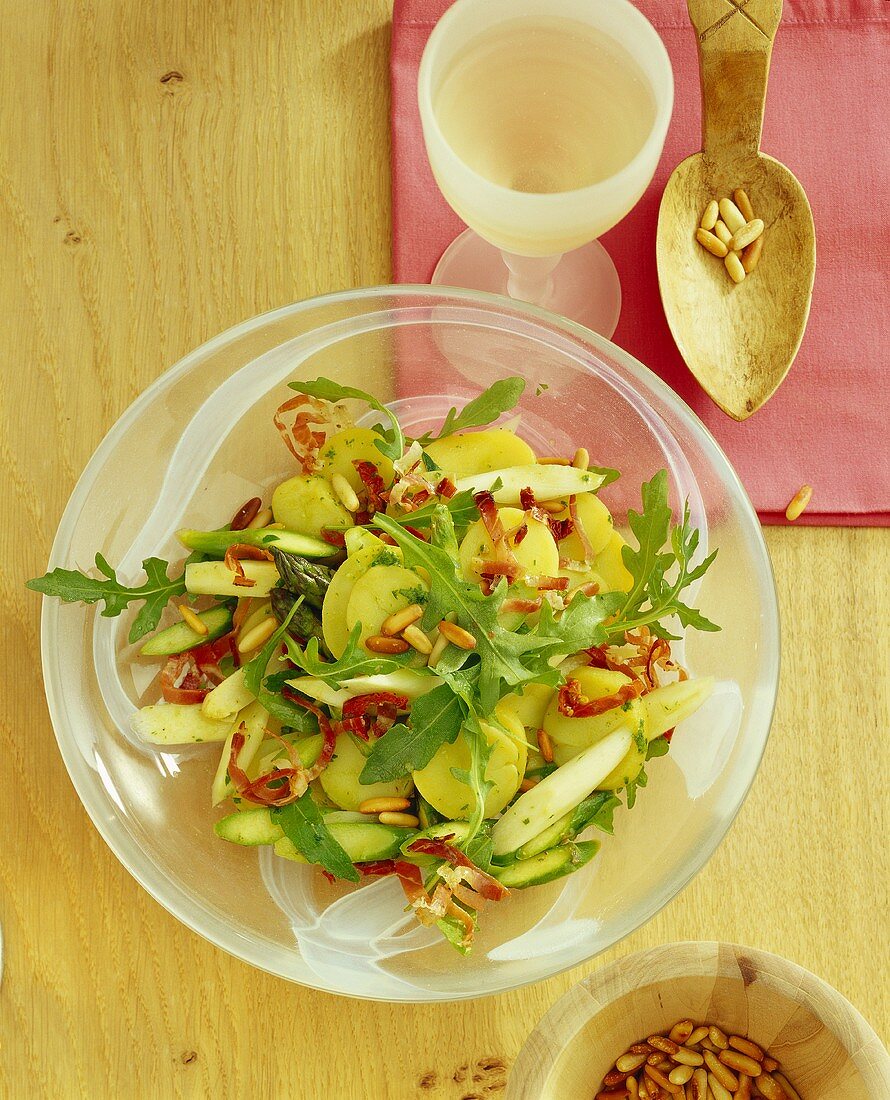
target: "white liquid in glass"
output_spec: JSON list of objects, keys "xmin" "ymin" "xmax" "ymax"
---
[{"xmin": 434, "ymin": 18, "xmax": 656, "ymax": 198}]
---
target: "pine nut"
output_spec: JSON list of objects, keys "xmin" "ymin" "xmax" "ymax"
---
[
  {"xmin": 688, "ymin": 1068, "xmax": 708, "ymax": 1100},
  {"xmin": 626, "ymin": 1078, "xmax": 639, "ymax": 1100},
  {"xmin": 700, "ymin": 200, "xmax": 719, "ymax": 230},
  {"xmin": 648, "ymin": 1053, "xmax": 671, "ymax": 1069},
  {"xmin": 644, "ymin": 1065, "xmax": 682, "ymax": 1095},
  {"xmin": 596, "ymin": 1090, "xmax": 629, "ymax": 1100},
  {"xmin": 669, "ymin": 1021, "xmax": 695, "ymax": 1045},
  {"xmin": 230, "ymin": 496, "xmax": 262, "ymax": 531},
  {"xmin": 402, "ymin": 624, "xmax": 433, "ymax": 654},
  {"xmin": 378, "ymin": 811, "xmax": 420, "ymax": 827},
  {"xmin": 648, "ymin": 1037, "xmax": 680, "ymax": 1056},
  {"xmin": 366, "ymin": 634, "xmax": 410, "ymax": 654},
  {"xmin": 756, "ymin": 1074, "xmax": 788, "ymax": 1100},
  {"xmin": 236, "ymin": 616, "xmax": 277, "ymax": 653},
  {"xmin": 358, "ymin": 797, "xmax": 410, "ymax": 814},
  {"xmin": 537, "ymin": 499, "xmax": 566, "ymax": 514},
  {"xmin": 331, "ymin": 472, "xmax": 361, "ymax": 513},
  {"xmin": 730, "ymin": 219, "xmax": 764, "ymax": 252},
  {"xmin": 729, "ymin": 1037, "xmax": 763, "ymax": 1063},
  {"xmin": 785, "ymin": 484, "xmax": 812, "ymax": 521},
  {"xmin": 538, "ymin": 456, "xmax": 572, "ymax": 465},
  {"xmin": 708, "ymin": 1073, "xmax": 733, "ymax": 1100},
  {"xmin": 708, "ymin": 1027, "xmax": 727, "ymax": 1049},
  {"xmin": 537, "ymin": 728, "xmax": 554, "ymax": 763},
  {"xmin": 719, "ymin": 197, "xmax": 746, "ymax": 234},
  {"xmin": 696, "ymin": 228, "xmax": 729, "ymax": 258},
  {"xmin": 629, "ymin": 1045, "xmax": 654, "ymax": 1056},
  {"xmin": 617, "ymin": 1054, "xmax": 648, "ymax": 1074},
  {"xmin": 762, "ymin": 1058, "xmax": 779, "ymax": 1073},
  {"xmin": 381, "ymin": 603, "xmax": 423, "ymax": 636},
  {"xmin": 669, "ymin": 1066, "xmax": 693, "ymax": 1085},
  {"xmin": 604, "ymin": 1069, "xmax": 631, "ymax": 1087},
  {"xmin": 736, "ymin": 1075, "xmax": 753, "ymax": 1100},
  {"xmin": 704, "ymin": 1051, "xmax": 737, "ymax": 1091},
  {"xmin": 733, "ymin": 188, "xmax": 755, "ymax": 222},
  {"xmin": 437, "ymin": 620, "xmax": 477, "ymax": 650},
  {"xmin": 245, "ymin": 507, "xmax": 274, "ymax": 530},
  {"xmin": 773, "ymin": 1073, "xmax": 801, "ymax": 1100},
  {"xmin": 700, "ymin": 1038, "xmax": 720, "ymax": 1052},
  {"xmin": 573, "ymin": 447, "xmax": 590, "ymax": 469},
  {"xmin": 720, "ymin": 1051, "xmax": 761, "ymax": 1077},
  {"xmin": 724, "ymin": 251, "xmax": 746, "ymax": 283},
  {"xmin": 713, "ymin": 220, "xmax": 733, "ymax": 246},
  {"xmin": 741, "ymin": 236, "xmax": 764, "ymax": 274},
  {"xmin": 179, "ymin": 604, "xmax": 209, "ymax": 635},
  {"xmin": 687, "ymin": 1028, "xmax": 710, "ymax": 1048},
  {"xmin": 671, "ymin": 1048, "xmax": 703, "ymax": 1067},
  {"xmin": 427, "ymin": 631, "xmax": 449, "ymax": 669}
]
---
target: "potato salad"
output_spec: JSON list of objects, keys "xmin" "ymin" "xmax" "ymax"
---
[{"xmin": 29, "ymin": 375, "xmax": 718, "ymax": 952}]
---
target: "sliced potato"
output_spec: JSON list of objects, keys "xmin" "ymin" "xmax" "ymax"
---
[
  {"xmin": 322, "ymin": 542, "xmax": 402, "ymax": 658},
  {"xmin": 319, "ymin": 729, "xmax": 413, "ymax": 811},
  {"xmin": 552, "ymin": 492, "xmax": 614, "ymax": 560},
  {"xmin": 345, "ymin": 564, "xmax": 429, "ymax": 648},
  {"xmin": 315, "ymin": 427, "xmax": 395, "ymax": 493},
  {"xmin": 543, "ymin": 667, "xmax": 633, "ymax": 748},
  {"xmin": 593, "ymin": 529, "xmax": 634, "ymax": 593},
  {"xmin": 272, "ymin": 474, "xmax": 352, "ymax": 539},
  {"xmin": 497, "ymin": 683, "xmax": 555, "ymax": 733},
  {"xmin": 412, "ymin": 710, "xmax": 526, "ymax": 821},
  {"xmin": 424, "ymin": 428, "xmax": 536, "ymax": 479},
  {"xmin": 458, "ymin": 506, "xmax": 558, "ymax": 582}
]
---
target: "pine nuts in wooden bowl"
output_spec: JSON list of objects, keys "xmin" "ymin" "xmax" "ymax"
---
[{"xmin": 505, "ymin": 943, "xmax": 890, "ymax": 1100}]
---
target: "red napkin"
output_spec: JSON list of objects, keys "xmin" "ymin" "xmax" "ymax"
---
[{"xmin": 391, "ymin": 0, "xmax": 890, "ymax": 526}]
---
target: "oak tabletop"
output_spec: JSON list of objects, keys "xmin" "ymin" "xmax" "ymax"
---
[{"xmin": 1, "ymin": 3, "xmax": 887, "ymax": 1098}]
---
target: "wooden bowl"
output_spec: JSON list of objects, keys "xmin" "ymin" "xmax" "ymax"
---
[{"xmin": 506, "ymin": 942, "xmax": 890, "ymax": 1099}]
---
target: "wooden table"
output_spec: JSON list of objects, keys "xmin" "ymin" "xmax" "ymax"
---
[{"xmin": 2, "ymin": 3, "xmax": 887, "ymax": 1096}]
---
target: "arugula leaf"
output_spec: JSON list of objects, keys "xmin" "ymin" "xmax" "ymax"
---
[
  {"xmin": 243, "ymin": 597, "xmax": 303, "ymax": 697},
  {"xmin": 588, "ymin": 464, "xmax": 621, "ymax": 489},
  {"xmin": 569, "ymin": 791, "xmax": 622, "ymax": 837},
  {"xmin": 414, "ymin": 377, "xmax": 526, "ymax": 445},
  {"xmin": 288, "ymin": 377, "xmax": 405, "ymax": 462},
  {"xmin": 603, "ymin": 471, "xmax": 720, "ymax": 642},
  {"xmin": 646, "ymin": 736, "xmax": 671, "ymax": 760},
  {"xmin": 256, "ymin": 689, "xmax": 319, "ymax": 733},
  {"xmin": 449, "ymin": 715, "xmax": 494, "ymax": 846},
  {"xmin": 359, "ymin": 682, "xmax": 465, "ymax": 783},
  {"xmin": 273, "ymin": 794, "xmax": 360, "ymax": 882},
  {"xmin": 624, "ymin": 765, "xmax": 648, "ymax": 810},
  {"xmin": 436, "ymin": 912, "xmax": 476, "ymax": 955},
  {"xmin": 378, "ymin": 488, "xmax": 480, "ymax": 531},
  {"xmin": 285, "ymin": 622, "xmax": 410, "ymax": 686},
  {"xmin": 26, "ymin": 554, "xmax": 187, "ymax": 644}
]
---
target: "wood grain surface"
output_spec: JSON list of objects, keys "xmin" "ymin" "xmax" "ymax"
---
[{"xmin": 0, "ymin": 3, "xmax": 886, "ymax": 1098}]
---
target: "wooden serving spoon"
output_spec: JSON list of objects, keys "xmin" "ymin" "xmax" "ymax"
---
[{"xmin": 657, "ymin": 0, "xmax": 815, "ymax": 421}]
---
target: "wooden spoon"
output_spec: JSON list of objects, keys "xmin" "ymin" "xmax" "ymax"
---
[{"xmin": 657, "ymin": 0, "xmax": 816, "ymax": 421}]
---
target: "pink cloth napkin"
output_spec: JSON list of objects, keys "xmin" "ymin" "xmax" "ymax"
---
[{"xmin": 391, "ymin": 0, "xmax": 890, "ymax": 526}]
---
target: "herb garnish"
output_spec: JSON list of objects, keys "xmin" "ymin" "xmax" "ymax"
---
[
  {"xmin": 413, "ymin": 377, "xmax": 526, "ymax": 445},
  {"xmin": 287, "ymin": 377, "xmax": 405, "ymax": 463},
  {"xmin": 273, "ymin": 793, "xmax": 360, "ymax": 882}
]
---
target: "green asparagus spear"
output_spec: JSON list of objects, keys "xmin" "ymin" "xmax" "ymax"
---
[
  {"xmin": 270, "ymin": 587, "xmax": 330, "ymax": 657},
  {"xmin": 270, "ymin": 549, "xmax": 335, "ymax": 610}
]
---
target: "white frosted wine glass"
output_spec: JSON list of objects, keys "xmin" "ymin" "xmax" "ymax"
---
[{"xmin": 418, "ymin": 0, "xmax": 673, "ymax": 336}]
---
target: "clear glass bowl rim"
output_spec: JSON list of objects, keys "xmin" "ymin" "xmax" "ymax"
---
[{"xmin": 39, "ymin": 283, "xmax": 780, "ymax": 1002}]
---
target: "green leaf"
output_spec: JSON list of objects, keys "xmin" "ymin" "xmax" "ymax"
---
[
  {"xmin": 26, "ymin": 554, "xmax": 187, "ymax": 644},
  {"xmin": 449, "ymin": 715, "xmax": 494, "ymax": 846},
  {"xmin": 436, "ymin": 912, "xmax": 476, "ymax": 955},
  {"xmin": 378, "ymin": 488, "xmax": 480, "ymax": 532},
  {"xmin": 588, "ymin": 464, "xmax": 621, "ymax": 489},
  {"xmin": 646, "ymin": 736, "xmax": 671, "ymax": 761},
  {"xmin": 600, "ymin": 472, "xmax": 720, "ymax": 642},
  {"xmin": 569, "ymin": 791, "xmax": 622, "ymax": 837},
  {"xmin": 255, "ymin": 688, "xmax": 319, "ymax": 733},
  {"xmin": 288, "ymin": 377, "xmax": 405, "ymax": 462},
  {"xmin": 273, "ymin": 793, "xmax": 360, "ymax": 882},
  {"xmin": 359, "ymin": 682, "xmax": 465, "ymax": 783},
  {"xmin": 285, "ymin": 622, "xmax": 410, "ymax": 686},
  {"xmin": 414, "ymin": 377, "xmax": 526, "ymax": 445},
  {"xmin": 243, "ymin": 597, "xmax": 303, "ymax": 698},
  {"xmin": 624, "ymin": 765, "xmax": 648, "ymax": 810}
]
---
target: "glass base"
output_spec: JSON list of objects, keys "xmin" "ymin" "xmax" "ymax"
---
[{"xmin": 431, "ymin": 228, "xmax": 621, "ymax": 338}]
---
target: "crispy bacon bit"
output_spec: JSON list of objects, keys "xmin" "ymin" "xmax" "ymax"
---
[
  {"xmin": 160, "ymin": 652, "xmax": 217, "ymax": 704},
  {"xmin": 512, "ymin": 522, "xmax": 529, "ymax": 546},
  {"xmin": 224, "ymin": 543, "xmax": 275, "ymax": 588},
  {"xmin": 406, "ymin": 838, "xmax": 509, "ymax": 903},
  {"xmin": 475, "ymin": 558, "xmax": 520, "ymax": 578},
  {"xmin": 584, "ymin": 644, "xmax": 642, "ymax": 683},
  {"xmin": 354, "ymin": 460, "xmax": 388, "ymax": 514},
  {"xmin": 435, "ymin": 477, "xmax": 456, "ymax": 499},
  {"xmin": 191, "ymin": 633, "xmax": 238, "ymax": 681},
  {"xmin": 548, "ymin": 517, "xmax": 574, "ymax": 542},
  {"xmin": 577, "ymin": 581, "xmax": 600, "ymax": 597},
  {"xmin": 663, "ymin": 728, "xmax": 675, "ymax": 743},
  {"xmin": 320, "ymin": 527, "xmax": 347, "ymax": 547},
  {"xmin": 501, "ymin": 596, "xmax": 543, "ymax": 615},
  {"xmin": 341, "ymin": 692, "xmax": 408, "ymax": 741},
  {"xmin": 519, "ymin": 487, "xmax": 536, "ymax": 512},
  {"xmin": 568, "ymin": 495, "xmax": 595, "ymax": 563},
  {"xmin": 229, "ymin": 496, "xmax": 262, "ymax": 531},
  {"xmin": 518, "ymin": 485, "xmax": 575, "ymax": 542},
  {"xmin": 526, "ymin": 574, "xmax": 570, "ymax": 591},
  {"xmin": 273, "ymin": 394, "xmax": 347, "ymax": 473},
  {"xmin": 557, "ymin": 676, "xmax": 644, "ymax": 718},
  {"xmin": 474, "ymin": 490, "xmax": 505, "ymax": 542},
  {"xmin": 232, "ymin": 597, "xmax": 254, "ymax": 633}
]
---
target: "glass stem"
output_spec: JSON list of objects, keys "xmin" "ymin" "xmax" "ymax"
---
[{"xmin": 502, "ymin": 252, "xmax": 562, "ymax": 306}]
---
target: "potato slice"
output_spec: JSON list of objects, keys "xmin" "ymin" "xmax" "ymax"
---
[
  {"xmin": 315, "ymin": 427, "xmax": 394, "ymax": 493},
  {"xmin": 424, "ymin": 428, "xmax": 536, "ymax": 479}
]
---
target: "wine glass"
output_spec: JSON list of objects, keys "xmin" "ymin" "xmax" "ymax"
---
[{"xmin": 418, "ymin": 0, "xmax": 674, "ymax": 337}]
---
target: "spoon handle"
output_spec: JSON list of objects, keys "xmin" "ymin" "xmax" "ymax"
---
[{"xmin": 686, "ymin": 0, "xmax": 782, "ymax": 159}]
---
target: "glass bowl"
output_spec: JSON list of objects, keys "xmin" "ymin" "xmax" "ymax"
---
[{"xmin": 38, "ymin": 286, "xmax": 779, "ymax": 1002}]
